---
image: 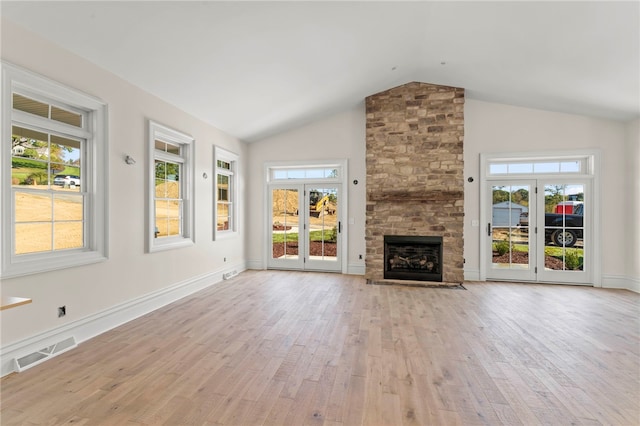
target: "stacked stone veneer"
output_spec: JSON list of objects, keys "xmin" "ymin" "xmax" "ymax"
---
[{"xmin": 365, "ymin": 82, "xmax": 464, "ymax": 285}]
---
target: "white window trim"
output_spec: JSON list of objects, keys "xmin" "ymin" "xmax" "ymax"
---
[
  {"xmin": 479, "ymin": 149, "xmax": 601, "ymax": 286},
  {"xmin": 148, "ymin": 120, "xmax": 195, "ymax": 252},
  {"xmin": 214, "ymin": 146, "xmax": 239, "ymax": 240},
  {"xmin": 485, "ymin": 154, "xmax": 592, "ymax": 177},
  {"xmin": 268, "ymin": 165, "xmax": 341, "ymax": 181},
  {"xmin": 264, "ymin": 159, "xmax": 348, "ymax": 272},
  {"xmin": 1, "ymin": 61, "xmax": 108, "ymax": 278}
]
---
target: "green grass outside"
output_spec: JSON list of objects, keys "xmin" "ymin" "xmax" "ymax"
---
[
  {"xmin": 495, "ymin": 241, "xmax": 584, "ymax": 258},
  {"xmin": 272, "ymin": 229, "xmax": 336, "ymax": 243},
  {"xmin": 12, "ymin": 166, "xmax": 80, "ymax": 184}
]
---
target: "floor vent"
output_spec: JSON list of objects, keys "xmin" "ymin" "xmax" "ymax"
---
[
  {"xmin": 15, "ymin": 336, "xmax": 77, "ymax": 372},
  {"xmin": 223, "ymin": 270, "xmax": 238, "ymax": 280}
]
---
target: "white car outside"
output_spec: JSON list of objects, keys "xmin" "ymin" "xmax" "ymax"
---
[{"xmin": 53, "ymin": 175, "xmax": 80, "ymax": 186}]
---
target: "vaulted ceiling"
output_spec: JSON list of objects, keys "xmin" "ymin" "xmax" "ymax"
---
[{"xmin": 2, "ymin": 1, "xmax": 638, "ymax": 142}]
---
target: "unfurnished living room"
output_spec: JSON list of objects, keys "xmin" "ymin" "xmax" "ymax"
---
[{"xmin": 0, "ymin": 1, "xmax": 638, "ymax": 425}]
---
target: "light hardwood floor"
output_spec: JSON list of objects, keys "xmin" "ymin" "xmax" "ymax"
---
[{"xmin": 1, "ymin": 270, "xmax": 639, "ymax": 425}]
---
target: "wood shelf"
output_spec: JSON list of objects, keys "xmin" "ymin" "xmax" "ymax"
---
[
  {"xmin": 368, "ymin": 190, "xmax": 463, "ymax": 202},
  {"xmin": 1, "ymin": 296, "xmax": 32, "ymax": 311}
]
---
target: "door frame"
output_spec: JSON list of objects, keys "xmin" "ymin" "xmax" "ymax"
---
[
  {"xmin": 485, "ymin": 180, "xmax": 537, "ymax": 282},
  {"xmin": 263, "ymin": 160, "xmax": 348, "ymax": 273},
  {"xmin": 479, "ymin": 150, "xmax": 601, "ymax": 286},
  {"xmin": 536, "ymin": 178, "xmax": 592, "ymax": 284},
  {"xmin": 303, "ymin": 184, "xmax": 342, "ymax": 272},
  {"xmin": 267, "ymin": 184, "xmax": 305, "ymax": 270}
]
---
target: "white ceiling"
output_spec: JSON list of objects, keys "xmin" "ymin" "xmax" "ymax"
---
[{"xmin": 2, "ymin": 1, "xmax": 638, "ymax": 142}]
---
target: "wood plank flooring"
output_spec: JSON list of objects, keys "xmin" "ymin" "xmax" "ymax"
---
[{"xmin": 1, "ymin": 270, "xmax": 639, "ymax": 425}]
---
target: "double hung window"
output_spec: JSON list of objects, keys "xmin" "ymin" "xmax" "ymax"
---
[
  {"xmin": 1, "ymin": 62, "xmax": 108, "ymax": 277},
  {"xmin": 148, "ymin": 121, "xmax": 194, "ymax": 252},
  {"xmin": 214, "ymin": 147, "xmax": 238, "ymax": 238}
]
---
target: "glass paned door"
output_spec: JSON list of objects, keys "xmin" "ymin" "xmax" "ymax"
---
[
  {"xmin": 486, "ymin": 180, "xmax": 591, "ymax": 284},
  {"xmin": 305, "ymin": 186, "xmax": 341, "ymax": 271},
  {"xmin": 537, "ymin": 181, "xmax": 588, "ymax": 284},
  {"xmin": 487, "ymin": 182, "xmax": 536, "ymax": 281},
  {"xmin": 269, "ymin": 187, "xmax": 303, "ymax": 269},
  {"xmin": 268, "ymin": 184, "xmax": 341, "ymax": 272}
]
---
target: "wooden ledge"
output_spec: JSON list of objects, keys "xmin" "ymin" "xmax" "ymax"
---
[
  {"xmin": 1, "ymin": 296, "xmax": 32, "ymax": 311},
  {"xmin": 368, "ymin": 190, "xmax": 463, "ymax": 202}
]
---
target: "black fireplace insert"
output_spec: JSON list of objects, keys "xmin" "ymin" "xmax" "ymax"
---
[{"xmin": 384, "ymin": 235, "xmax": 443, "ymax": 282}]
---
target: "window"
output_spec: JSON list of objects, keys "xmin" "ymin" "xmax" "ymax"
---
[
  {"xmin": 487, "ymin": 157, "xmax": 588, "ymax": 176},
  {"xmin": 1, "ymin": 62, "xmax": 108, "ymax": 278},
  {"xmin": 148, "ymin": 121, "xmax": 194, "ymax": 252},
  {"xmin": 214, "ymin": 147, "xmax": 238, "ymax": 237},
  {"xmin": 270, "ymin": 166, "xmax": 339, "ymax": 181}
]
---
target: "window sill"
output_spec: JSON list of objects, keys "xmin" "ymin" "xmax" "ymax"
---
[
  {"xmin": 214, "ymin": 230, "xmax": 238, "ymax": 241},
  {"xmin": 1, "ymin": 251, "xmax": 108, "ymax": 279},
  {"xmin": 149, "ymin": 237, "xmax": 195, "ymax": 253}
]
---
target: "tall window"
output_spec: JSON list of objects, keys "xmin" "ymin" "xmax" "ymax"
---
[
  {"xmin": 214, "ymin": 147, "xmax": 238, "ymax": 238},
  {"xmin": 1, "ymin": 62, "xmax": 108, "ymax": 278},
  {"xmin": 148, "ymin": 121, "xmax": 194, "ymax": 252}
]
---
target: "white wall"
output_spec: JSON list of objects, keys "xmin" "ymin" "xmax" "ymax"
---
[
  {"xmin": 246, "ymin": 104, "xmax": 367, "ymax": 274},
  {"xmin": 463, "ymin": 99, "xmax": 628, "ymax": 285},
  {"xmin": 246, "ymin": 97, "xmax": 633, "ymax": 290},
  {"xmin": 0, "ymin": 20, "xmax": 247, "ymax": 370},
  {"xmin": 625, "ymin": 119, "xmax": 640, "ymax": 291}
]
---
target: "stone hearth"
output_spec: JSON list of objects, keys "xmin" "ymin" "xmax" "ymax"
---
[{"xmin": 365, "ymin": 82, "xmax": 464, "ymax": 286}]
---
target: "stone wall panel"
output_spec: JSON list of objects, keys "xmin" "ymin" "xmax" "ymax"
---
[{"xmin": 365, "ymin": 82, "xmax": 465, "ymax": 285}]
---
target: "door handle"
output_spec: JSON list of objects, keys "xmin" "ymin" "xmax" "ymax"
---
[
  {"xmin": 487, "ymin": 223, "xmax": 491, "ymax": 236},
  {"xmin": 338, "ymin": 221, "xmax": 342, "ymax": 233}
]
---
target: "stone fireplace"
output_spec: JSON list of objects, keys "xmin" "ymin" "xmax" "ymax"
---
[{"xmin": 365, "ymin": 82, "xmax": 464, "ymax": 286}]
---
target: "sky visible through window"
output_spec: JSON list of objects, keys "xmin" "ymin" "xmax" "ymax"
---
[
  {"xmin": 272, "ymin": 167, "xmax": 338, "ymax": 180},
  {"xmin": 489, "ymin": 160, "xmax": 581, "ymax": 175}
]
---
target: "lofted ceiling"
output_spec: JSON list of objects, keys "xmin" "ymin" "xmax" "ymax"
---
[{"xmin": 1, "ymin": 1, "xmax": 638, "ymax": 142}]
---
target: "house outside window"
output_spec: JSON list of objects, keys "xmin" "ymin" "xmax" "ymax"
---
[
  {"xmin": 148, "ymin": 121, "xmax": 194, "ymax": 252},
  {"xmin": 1, "ymin": 62, "xmax": 108, "ymax": 278},
  {"xmin": 214, "ymin": 146, "xmax": 238, "ymax": 238}
]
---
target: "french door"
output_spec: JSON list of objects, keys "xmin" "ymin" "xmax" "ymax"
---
[
  {"xmin": 487, "ymin": 181, "xmax": 536, "ymax": 281},
  {"xmin": 268, "ymin": 184, "xmax": 341, "ymax": 272},
  {"xmin": 487, "ymin": 179, "xmax": 590, "ymax": 284}
]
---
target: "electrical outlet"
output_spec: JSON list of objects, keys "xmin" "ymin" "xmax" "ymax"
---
[
  {"xmin": 359, "ymin": 254, "xmax": 363, "ymax": 260},
  {"xmin": 58, "ymin": 306, "xmax": 66, "ymax": 318}
]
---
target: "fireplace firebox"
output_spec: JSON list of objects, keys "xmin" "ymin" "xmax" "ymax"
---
[{"xmin": 384, "ymin": 235, "xmax": 443, "ymax": 282}]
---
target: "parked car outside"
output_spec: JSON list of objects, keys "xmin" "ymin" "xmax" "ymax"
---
[
  {"xmin": 53, "ymin": 174, "xmax": 80, "ymax": 186},
  {"xmin": 517, "ymin": 205, "xmax": 584, "ymax": 247},
  {"xmin": 519, "ymin": 212, "xmax": 528, "ymax": 227}
]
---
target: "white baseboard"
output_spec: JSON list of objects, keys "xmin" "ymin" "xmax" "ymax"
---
[
  {"xmin": 628, "ymin": 277, "xmax": 640, "ymax": 293},
  {"xmin": 246, "ymin": 259, "xmax": 264, "ymax": 270},
  {"xmin": 0, "ymin": 262, "xmax": 246, "ymax": 377},
  {"xmin": 602, "ymin": 274, "xmax": 640, "ymax": 293},
  {"xmin": 347, "ymin": 262, "xmax": 365, "ymax": 275},
  {"xmin": 247, "ymin": 259, "xmax": 365, "ymax": 276},
  {"xmin": 464, "ymin": 268, "xmax": 480, "ymax": 281}
]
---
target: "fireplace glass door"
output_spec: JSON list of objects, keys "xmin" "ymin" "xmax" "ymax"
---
[{"xmin": 384, "ymin": 235, "xmax": 443, "ymax": 282}]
